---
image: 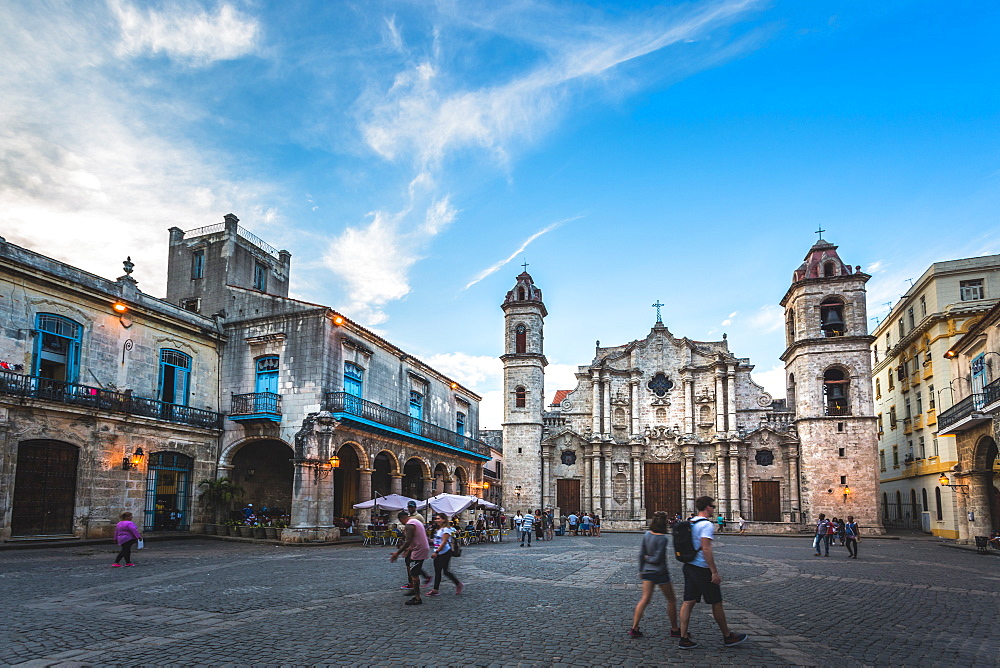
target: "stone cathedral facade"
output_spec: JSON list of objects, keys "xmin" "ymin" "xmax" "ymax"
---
[{"xmin": 501, "ymin": 239, "xmax": 884, "ymax": 534}]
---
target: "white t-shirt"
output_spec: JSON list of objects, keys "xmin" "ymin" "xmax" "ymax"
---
[
  {"xmin": 689, "ymin": 517, "xmax": 714, "ymax": 569},
  {"xmin": 433, "ymin": 527, "xmax": 455, "ymax": 555}
]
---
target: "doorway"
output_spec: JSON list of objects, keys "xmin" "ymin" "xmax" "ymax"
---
[
  {"xmin": 11, "ymin": 440, "xmax": 79, "ymax": 536},
  {"xmin": 556, "ymin": 479, "xmax": 581, "ymax": 514},
  {"xmin": 144, "ymin": 452, "xmax": 193, "ymax": 531},
  {"xmin": 644, "ymin": 462, "xmax": 681, "ymax": 518},
  {"xmin": 751, "ymin": 480, "xmax": 781, "ymax": 522}
]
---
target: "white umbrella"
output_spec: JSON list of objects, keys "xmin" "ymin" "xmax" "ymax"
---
[
  {"xmin": 352, "ymin": 493, "xmax": 418, "ymax": 511},
  {"xmin": 470, "ymin": 498, "xmax": 499, "ymax": 510},
  {"xmin": 418, "ymin": 493, "xmax": 476, "ymax": 516}
]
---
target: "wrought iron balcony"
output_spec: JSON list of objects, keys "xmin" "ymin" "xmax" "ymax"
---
[
  {"xmin": 982, "ymin": 377, "xmax": 1000, "ymax": 413},
  {"xmin": 0, "ymin": 369, "xmax": 222, "ymax": 429},
  {"xmin": 824, "ymin": 403, "xmax": 851, "ymax": 416},
  {"xmin": 937, "ymin": 393, "xmax": 989, "ymax": 434},
  {"xmin": 230, "ymin": 392, "xmax": 281, "ymax": 422},
  {"xmin": 323, "ymin": 391, "xmax": 489, "ymax": 459}
]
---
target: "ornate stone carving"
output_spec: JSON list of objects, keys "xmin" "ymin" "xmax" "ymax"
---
[
  {"xmin": 755, "ymin": 449, "xmax": 775, "ymax": 466},
  {"xmin": 561, "ymin": 450, "xmax": 577, "ymax": 466},
  {"xmin": 756, "ymin": 392, "xmax": 773, "ymax": 408}
]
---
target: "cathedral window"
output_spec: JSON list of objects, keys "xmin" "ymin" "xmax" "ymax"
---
[
  {"xmin": 823, "ymin": 368, "xmax": 850, "ymax": 416},
  {"xmin": 515, "ymin": 324, "xmax": 527, "ymax": 354},
  {"xmin": 515, "ymin": 386, "xmax": 526, "ymax": 408},
  {"xmin": 820, "ymin": 298, "xmax": 845, "ymax": 337},
  {"xmin": 647, "ymin": 372, "xmax": 673, "ymax": 396}
]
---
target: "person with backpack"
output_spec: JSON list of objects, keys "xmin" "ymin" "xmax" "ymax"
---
[
  {"xmin": 675, "ymin": 496, "xmax": 748, "ymax": 650},
  {"xmin": 426, "ymin": 512, "xmax": 464, "ymax": 596},
  {"xmin": 814, "ymin": 513, "xmax": 831, "ymax": 557},
  {"xmin": 844, "ymin": 516, "xmax": 859, "ymax": 559},
  {"xmin": 628, "ymin": 511, "xmax": 680, "ymax": 639}
]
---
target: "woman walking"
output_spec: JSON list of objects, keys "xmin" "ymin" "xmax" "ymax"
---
[
  {"xmin": 112, "ymin": 512, "xmax": 143, "ymax": 567},
  {"xmin": 427, "ymin": 512, "xmax": 463, "ymax": 596},
  {"xmin": 629, "ymin": 511, "xmax": 680, "ymax": 638}
]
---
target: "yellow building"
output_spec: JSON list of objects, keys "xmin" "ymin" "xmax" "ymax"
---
[{"xmin": 872, "ymin": 255, "xmax": 1000, "ymax": 537}]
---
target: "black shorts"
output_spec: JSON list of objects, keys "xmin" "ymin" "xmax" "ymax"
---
[
  {"xmin": 641, "ymin": 572, "xmax": 671, "ymax": 585},
  {"xmin": 682, "ymin": 563, "xmax": 722, "ymax": 604},
  {"xmin": 407, "ymin": 559, "xmax": 425, "ymax": 578}
]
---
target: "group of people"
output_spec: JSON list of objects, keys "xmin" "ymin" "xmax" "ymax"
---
[
  {"xmin": 813, "ymin": 513, "xmax": 860, "ymax": 558},
  {"xmin": 389, "ymin": 501, "xmax": 465, "ymax": 605},
  {"xmin": 564, "ymin": 511, "xmax": 601, "ymax": 536},
  {"xmin": 512, "ymin": 509, "xmax": 556, "ymax": 545},
  {"xmin": 629, "ymin": 497, "xmax": 749, "ymax": 650}
]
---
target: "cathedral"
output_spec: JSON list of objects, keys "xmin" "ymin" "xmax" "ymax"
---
[{"xmin": 500, "ymin": 238, "xmax": 885, "ymax": 534}]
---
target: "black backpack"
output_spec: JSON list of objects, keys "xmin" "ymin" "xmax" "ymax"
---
[{"xmin": 673, "ymin": 517, "xmax": 710, "ymax": 563}]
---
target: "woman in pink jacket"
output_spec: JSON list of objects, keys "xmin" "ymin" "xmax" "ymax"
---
[{"xmin": 112, "ymin": 512, "xmax": 143, "ymax": 567}]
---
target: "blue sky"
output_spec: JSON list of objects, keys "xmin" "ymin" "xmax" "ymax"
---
[{"xmin": 2, "ymin": 0, "xmax": 999, "ymax": 429}]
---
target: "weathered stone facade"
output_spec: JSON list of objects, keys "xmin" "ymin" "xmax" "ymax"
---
[{"xmin": 501, "ymin": 239, "xmax": 885, "ymax": 534}]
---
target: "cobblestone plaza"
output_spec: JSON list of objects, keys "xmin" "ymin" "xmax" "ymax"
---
[{"xmin": 1, "ymin": 533, "xmax": 996, "ymax": 666}]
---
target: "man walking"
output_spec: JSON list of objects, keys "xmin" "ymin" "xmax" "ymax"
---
[
  {"xmin": 814, "ymin": 513, "xmax": 831, "ymax": 557},
  {"xmin": 520, "ymin": 509, "xmax": 534, "ymax": 546},
  {"xmin": 844, "ymin": 515, "xmax": 859, "ymax": 559},
  {"xmin": 678, "ymin": 496, "xmax": 748, "ymax": 650},
  {"xmin": 390, "ymin": 509, "xmax": 431, "ymax": 606}
]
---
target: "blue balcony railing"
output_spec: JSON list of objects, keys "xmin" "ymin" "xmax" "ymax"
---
[
  {"xmin": 0, "ymin": 369, "xmax": 222, "ymax": 429},
  {"xmin": 323, "ymin": 391, "xmax": 489, "ymax": 458},
  {"xmin": 230, "ymin": 392, "xmax": 281, "ymax": 421}
]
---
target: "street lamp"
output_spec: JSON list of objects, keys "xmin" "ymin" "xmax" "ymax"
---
[
  {"xmin": 122, "ymin": 446, "xmax": 144, "ymax": 471},
  {"xmin": 938, "ymin": 473, "xmax": 969, "ymax": 492}
]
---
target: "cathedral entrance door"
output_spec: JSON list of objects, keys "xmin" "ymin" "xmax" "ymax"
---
[
  {"xmin": 752, "ymin": 481, "xmax": 781, "ymax": 522},
  {"xmin": 556, "ymin": 479, "xmax": 580, "ymax": 514},
  {"xmin": 644, "ymin": 462, "xmax": 680, "ymax": 519}
]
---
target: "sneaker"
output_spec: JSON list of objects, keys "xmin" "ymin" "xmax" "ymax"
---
[
  {"xmin": 813, "ymin": 553, "xmax": 821, "ymax": 557},
  {"xmin": 723, "ymin": 632, "xmax": 748, "ymax": 647},
  {"xmin": 400, "ymin": 584, "xmax": 413, "ymax": 589},
  {"xmin": 627, "ymin": 628, "xmax": 643, "ymax": 638},
  {"xmin": 824, "ymin": 554, "xmax": 830, "ymax": 557},
  {"xmin": 670, "ymin": 628, "xmax": 682, "ymax": 638},
  {"xmin": 520, "ymin": 543, "xmax": 524, "ymax": 547},
  {"xmin": 456, "ymin": 582, "xmax": 464, "ymax": 595},
  {"xmin": 425, "ymin": 590, "xmax": 441, "ymax": 597},
  {"xmin": 111, "ymin": 563, "xmax": 123, "ymax": 568},
  {"xmin": 125, "ymin": 563, "xmax": 135, "ymax": 567},
  {"xmin": 404, "ymin": 598, "xmax": 422, "ymax": 605},
  {"xmin": 678, "ymin": 637, "xmax": 698, "ymax": 649}
]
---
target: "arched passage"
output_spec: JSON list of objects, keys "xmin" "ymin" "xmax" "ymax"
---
[
  {"xmin": 231, "ymin": 440, "xmax": 293, "ymax": 521},
  {"xmin": 454, "ymin": 466, "xmax": 468, "ymax": 496},
  {"xmin": 372, "ymin": 451, "xmax": 396, "ymax": 497},
  {"xmin": 972, "ymin": 435, "xmax": 999, "ymax": 532},
  {"xmin": 433, "ymin": 462, "xmax": 449, "ymax": 495},
  {"xmin": 403, "ymin": 457, "xmax": 428, "ymax": 499},
  {"xmin": 333, "ymin": 444, "xmax": 362, "ymax": 520}
]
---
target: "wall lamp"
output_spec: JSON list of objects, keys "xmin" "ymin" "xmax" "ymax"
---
[
  {"xmin": 938, "ymin": 473, "xmax": 969, "ymax": 491},
  {"xmin": 122, "ymin": 446, "xmax": 144, "ymax": 470}
]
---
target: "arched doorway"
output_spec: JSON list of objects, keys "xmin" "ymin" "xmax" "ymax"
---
[
  {"xmin": 231, "ymin": 440, "xmax": 293, "ymax": 522},
  {"xmin": 433, "ymin": 463, "xmax": 448, "ymax": 495},
  {"xmin": 454, "ymin": 466, "xmax": 468, "ymax": 496},
  {"xmin": 372, "ymin": 451, "xmax": 394, "ymax": 497},
  {"xmin": 333, "ymin": 444, "xmax": 361, "ymax": 520},
  {"xmin": 144, "ymin": 452, "xmax": 193, "ymax": 531},
  {"xmin": 11, "ymin": 440, "xmax": 79, "ymax": 536},
  {"xmin": 402, "ymin": 458, "xmax": 426, "ymax": 499},
  {"xmin": 973, "ymin": 436, "xmax": 999, "ymax": 532}
]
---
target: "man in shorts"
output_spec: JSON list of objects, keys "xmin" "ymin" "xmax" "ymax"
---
[
  {"xmin": 678, "ymin": 496, "xmax": 748, "ymax": 649},
  {"xmin": 390, "ymin": 510, "xmax": 431, "ymax": 606}
]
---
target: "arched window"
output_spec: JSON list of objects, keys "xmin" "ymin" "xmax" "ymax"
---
[
  {"xmin": 515, "ymin": 386, "xmax": 526, "ymax": 408},
  {"xmin": 33, "ymin": 313, "xmax": 83, "ymax": 383},
  {"xmin": 820, "ymin": 297, "xmax": 845, "ymax": 337},
  {"xmin": 920, "ymin": 487, "xmax": 928, "ymax": 513},
  {"xmin": 823, "ymin": 261, "xmax": 838, "ymax": 277},
  {"xmin": 515, "ymin": 324, "xmax": 527, "ymax": 354},
  {"xmin": 787, "ymin": 373, "xmax": 796, "ymax": 411},
  {"xmin": 699, "ymin": 404, "xmax": 711, "ymax": 424},
  {"xmin": 823, "ymin": 368, "xmax": 849, "ymax": 416},
  {"xmin": 159, "ymin": 349, "xmax": 191, "ymax": 406},
  {"xmin": 786, "ymin": 312, "xmax": 796, "ymax": 346},
  {"xmin": 882, "ymin": 492, "xmax": 889, "ymax": 518},
  {"xmin": 934, "ymin": 487, "xmax": 943, "ymax": 521},
  {"xmin": 517, "ymin": 287, "xmax": 525, "ymax": 300}
]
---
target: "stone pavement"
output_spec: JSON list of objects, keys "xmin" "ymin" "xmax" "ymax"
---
[{"xmin": 1, "ymin": 532, "xmax": 997, "ymax": 666}]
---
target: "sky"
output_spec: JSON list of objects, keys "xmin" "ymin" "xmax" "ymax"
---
[{"xmin": 2, "ymin": 0, "xmax": 999, "ymax": 430}]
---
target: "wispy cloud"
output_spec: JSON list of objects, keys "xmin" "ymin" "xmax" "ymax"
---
[
  {"xmin": 464, "ymin": 217, "xmax": 574, "ymax": 290},
  {"xmin": 110, "ymin": 0, "xmax": 260, "ymax": 66}
]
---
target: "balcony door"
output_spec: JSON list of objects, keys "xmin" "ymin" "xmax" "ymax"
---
[{"xmin": 255, "ymin": 356, "xmax": 279, "ymax": 394}]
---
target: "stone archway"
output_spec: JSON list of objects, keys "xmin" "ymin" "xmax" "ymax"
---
[
  {"xmin": 972, "ymin": 435, "xmax": 999, "ymax": 532},
  {"xmin": 454, "ymin": 466, "xmax": 469, "ymax": 496},
  {"xmin": 333, "ymin": 444, "xmax": 362, "ymax": 520},
  {"xmin": 231, "ymin": 440, "xmax": 294, "ymax": 521},
  {"xmin": 403, "ymin": 457, "xmax": 429, "ymax": 499},
  {"xmin": 372, "ymin": 451, "xmax": 398, "ymax": 497},
  {"xmin": 433, "ymin": 462, "xmax": 449, "ymax": 495}
]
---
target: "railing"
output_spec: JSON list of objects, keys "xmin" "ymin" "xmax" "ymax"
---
[
  {"xmin": 903, "ymin": 417, "xmax": 912, "ymax": 434},
  {"xmin": 238, "ymin": 225, "xmax": 280, "ymax": 258},
  {"xmin": 184, "ymin": 222, "xmax": 225, "ymax": 237},
  {"xmin": 0, "ymin": 370, "xmax": 222, "ymax": 429},
  {"xmin": 483, "ymin": 468, "xmax": 500, "ymax": 480},
  {"xmin": 765, "ymin": 412, "xmax": 796, "ymax": 431},
  {"xmin": 231, "ymin": 392, "xmax": 281, "ymax": 416},
  {"xmin": 984, "ymin": 377, "xmax": 1000, "ymax": 408},
  {"xmin": 323, "ymin": 391, "xmax": 489, "ymax": 457},
  {"xmin": 824, "ymin": 404, "xmax": 851, "ymax": 416},
  {"xmin": 937, "ymin": 393, "xmax": 986, "ymax": 432}
]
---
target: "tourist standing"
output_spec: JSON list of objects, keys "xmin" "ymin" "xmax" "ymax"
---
[
  {"xmin": 628, "ymin": 511, "xmax": 680, "ymax": 639},
  {"xmin": 844, "ymin": 516, "xmax": 859, "ymax": 559},
  {"xmin": 427, "ymin": 513, "xmax": 464, "ymax": 596},
  {"xmin": 678, "ymin": 496, "xmax": 748, "ymax": 649},
  {"xmin": 390, "ymin": 510, "xmax": 431, "ymax": 606},
  {"xmin": 535, "ymin": 509, "xmax": 545, "ymax": 542},
  {"xmin": 112, "ymin": 512, "xmax": 143, "ymax": 567},
  {"xmin": 514, "ymin": 511, "xmax": 524, "ymax": 534},
  {"xmin": 737, "ymin": 514, "xmax": 746, "ymax": 535},
  {"xmin": 568, "ymin": 512, "xmax": 579, "ymax": 535},
  {"xmin": 559, "ymin": 512, "xmax": 568, "ymax": 536},
  {"xmin": 520, "ymin": 510, "xmax": 534, "ymax": 546},
  {"xmin": 716, "ymin": 513, "xmax": 726, "ymax": 533},
  {"xmin": 581, "ymin": 512, "xmax": 592, "ymax": 536},
  {"xmin": 813, "ymin": 513, "xmax": 831, "ymax": 557}
]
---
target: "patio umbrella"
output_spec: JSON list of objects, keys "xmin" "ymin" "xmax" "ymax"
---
[
  {"xmin": 418, "ymin": 493, "xmax": 476, "ymax": 516},
  {"xmin": 352, "ymin": 493, "xmax": 418, "ymax": 511}
]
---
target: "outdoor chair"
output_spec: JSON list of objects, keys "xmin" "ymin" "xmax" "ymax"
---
[{"xmin": 362, "ymin": 530, "xmax": 380, "ymax": 547}]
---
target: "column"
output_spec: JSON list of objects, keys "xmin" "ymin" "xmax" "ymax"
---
[
  {"xmin": 685, "ymin": 451, "xmax": 696, "ymax": 513},
  {"xmin": 540, "ymin": 447, "xmax": 550, "ymax": 509},
  {"xmin": 729, "ymin": 449, "xmax": 740, "ymax": 519},
  {"xmin": 603, "ymin": 380, "xmax": 612, "ymax": 439},
  {"xmin": 629, "ymin": 454, "xmax": 638, "ymax": 518},
  {"xmin": 290, "ymin": 462, "xmax": 314, "ymax": 528},
  {"xmin": 591, "ymin": 448, "xmax": 602, "ymax": 512},
  {"xmin": 715, "ymin": 447, "xmax": 727, "ymax": 516},
  {"xmin": 591, "ymin": 375, "xmax": 601, "ymax": 435},
  {"xmin": 680, "ymin": 455, "xmax": 688, "ymax": 511},
  {"xmin": 715, "ymin": 373, "xmax": 725, "ymax": 433},
  {"xmin": 601, "ymin": 445, "xmax": 612, "ymax": 514},
  {"xmin": 955, "ymin": 472, "xmax": 972, "ymax": 543},
  {"xmin": 727, "ymin": 368, "xmax": 737, "ymax": 433},
  {"xmin": 789, "ymin": 450, "xmax": 801, "ymax": 522},
  {"xmin": 629, "ymin": 382, "xmax": 637, "ymax": 436},
  {"xmin": 390, "ymin": 474, "xmax": 402, "ymax": 496},
  {"xmin": 357, "ymin": 468, "xmax": 373, "ymax": 526},
  {"xmin": 444, "ymin": 477, "xmax": 454, "ymax": 494},
  {"xmin": 740, "ymin": 454, "xmax": 750, "ymax": 516},
  {"xmin": 582, "ymin": 450, "xmax": 592, "ymax": 513},
  {"xmin": 421, "ymin": 477, "xmax": 433, "ymax": 500},
  {"xmin": 683, "ymin": 377, "xmax": 693, "ymax": 434}
]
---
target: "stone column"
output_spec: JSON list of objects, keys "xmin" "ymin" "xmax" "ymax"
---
[
  {"xmin": 602, "ymin": 381, "xmax": 612, "ymax": 439},
  {"xmin": 715, "ymin": 446, "xmax": 727, "ymax": 516},
  {"xmin": 357, "ymin": 468, "xmax": 373, "ymax": 526},
  {"xmin": 683, "ymin": 377, "xmax": 693, "ymax": 434},
  {"xmin": 715, "ymin": 373, "xmax": 725, "ymax": 433},
  {"xmin": 444, "ymin": 476, "xmax": 454, "ymax": 494},
  {"xmin": 601, "ymin": 444, "xmax": 613, "ymax": 514},
  {"xmin": 591, "ymin": 376, "xmax": 602, "ymax": 435},
  {"xmin": 391, "ymin": 474, "xmax": 402, "ymax": 496},
  {"xmin": 289, "ymin": 462, "xmax": 314, "ymax": 529},
  {"xmin": 421, "ymin": 477, "xmax": 434, "ymax": 500},
  {"xmin": 582, "ymin": 448, "xmax": 592, "ymax": 513},
  {"xmin": 684, "ymin": 451, "xmax": 696, "ymax": 513},
  {"xmin": 740, "ymin": 454, "xmax": 750, "ymax": 516},
  {"xmin": 789, "ymin": 449, "xmax": 801, "ymax": 522},
  {"xmin": 729, "ymin": 448, "xmax": 740, "ymax": 519},
  {"xmin": 629, "ymin": 382, "xmax": 638, "ymax": 436},
  {"xmin": 541, "ymin": 445, "xmax": 552, "ymax": 509},
  {"xmin": 591, "ymin": 446, "xmax": 602, "ymax": 513},
  {"xmin": 727, "ymin": 368, "xmax": 737, "ymax": 433},
  {"xmin": 955, "ymin": 472, "xmax": 972, "ymax": 543}
]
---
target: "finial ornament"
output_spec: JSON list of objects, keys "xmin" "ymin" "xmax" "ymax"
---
[
  {"xmin": 652, "ymin": 300, "xmax": 664, "ymax": 323},
  {"xmin": 123, "ymin": 256, "xmax": 134, "ymax": 276}
]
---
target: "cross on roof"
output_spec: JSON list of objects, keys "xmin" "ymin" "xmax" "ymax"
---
[
  {"xmin": 521, "ymin": 259, "xmax": 529, "ymax": 272},
  {"xmin": 652, "ymin": 300, "xmax": 664, "ymax": 323},
  {"xmin": 815, "ymin": 225, "xmax": 826, "ymax": 240}
]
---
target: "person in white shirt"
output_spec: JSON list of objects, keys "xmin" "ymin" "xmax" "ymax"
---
[
  {"xmin": 519, "ymin": 511, "xmax": 534, "ymax": 546},
  {"xmin": 426, "ymin": 513, "xmax": 463, "ymax": 596}
]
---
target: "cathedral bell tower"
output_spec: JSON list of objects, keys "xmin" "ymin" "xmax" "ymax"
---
[
  {"xmin": 780, "ymin": 237, "xmax": 884, "ymax": 534},
  {"xmin": 501, "ymin": 271, "xmax": 547, "ymax": 511}
]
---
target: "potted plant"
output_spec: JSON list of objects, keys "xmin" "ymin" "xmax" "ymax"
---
[
  {"xmin": 198, "ymin": 477, "xmax": 245, "ymax": 535},
  {"xmin": 227, "ymin": 520, "xmax": 242, "ymax": 537},
  {"xmin": 263, "ymin": 521, "xmax": 278, "ymax": 540},
  {"xmin": 252, "ymin": 522, "xmax": 266, "ymax": 539}
]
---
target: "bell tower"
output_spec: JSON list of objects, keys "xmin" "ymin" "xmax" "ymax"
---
[
  {"xmin": 780, "ymin": 237, "xmax": 884, "ymax": 534},
  {"xmin": 501, "ymin": 271, "xmax": 547, "ymax": 511}
]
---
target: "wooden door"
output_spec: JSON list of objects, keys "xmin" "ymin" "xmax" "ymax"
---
[
  {"xmin": 644, "ymin": 462, "xmax": 681, "ymax": 519},
  {"xmin": 556, "ymin": 479, "xmax": 581, "ymax": 514},
  {"xmin": 752, "ymin": 481, "xmax": 781, "ymax": 522},
  {"xmin": 11, "ymin": 440, "xmax": 79, "ymax": 536}
]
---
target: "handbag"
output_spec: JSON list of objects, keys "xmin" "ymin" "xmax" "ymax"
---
[
  {"xmin": 450, "ymin": 536, "xmax": 462, "ymax": 557},
  {"xmin": 136, "ymin": 539, "xmax": 145, "ymax": 550}
]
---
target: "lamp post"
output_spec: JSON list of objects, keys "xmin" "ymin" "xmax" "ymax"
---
[{"xmin": 938, "ymin": 473, "xmax": 969, "ymax": 492}]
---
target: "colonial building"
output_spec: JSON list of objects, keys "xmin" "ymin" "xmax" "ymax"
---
[
  {"xmin": 871, "ymin": 254, "xmax": 1000, "ymax": 537},
  {"xmin": 501, "ymin": 238, "xmax": 884, "ymax": 534},
  {"xmin": 937, "ymin": 300, "xmax": 1000, "ymax": 541},
  {"xmin": 0, "ymin": 236, "xmax": 225, "ymax": 542},
  {"xmin": 166, "ymin": 215, "xmax": 490, "ymax": 542}
]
